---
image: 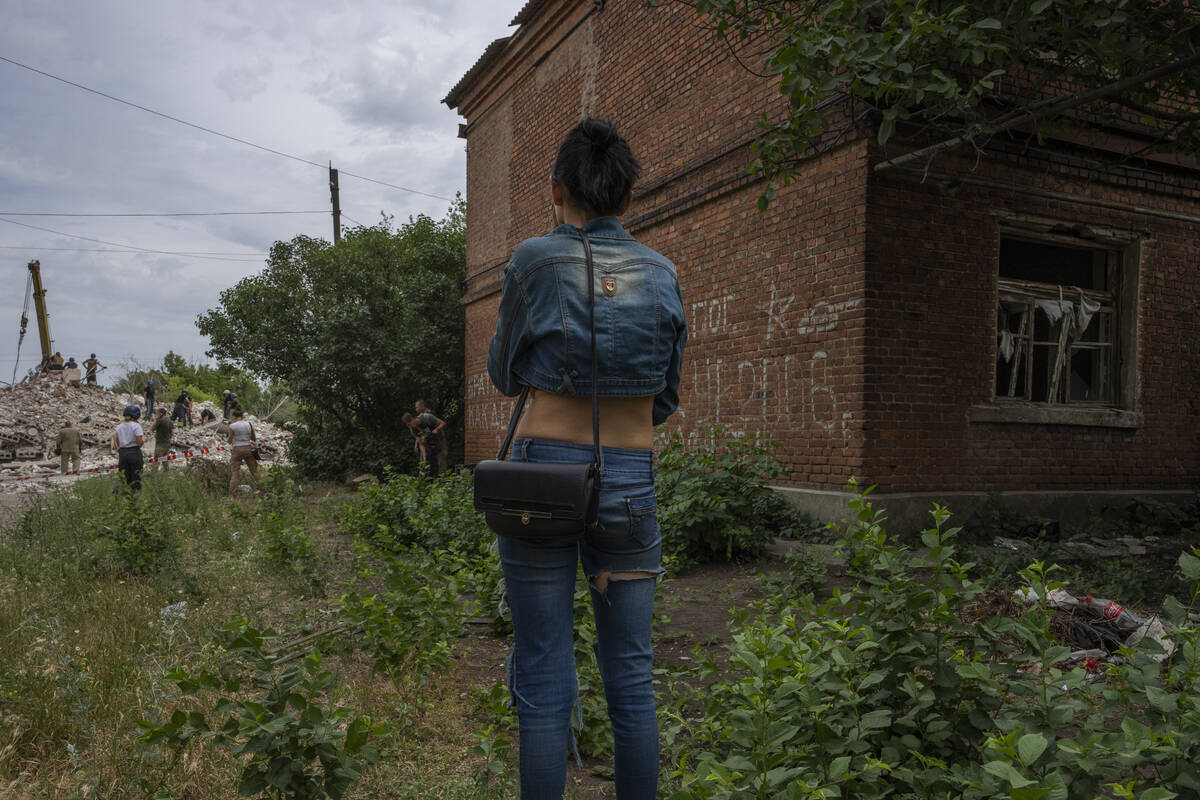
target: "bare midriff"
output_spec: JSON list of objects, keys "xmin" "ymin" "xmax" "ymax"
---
[{"xmin": 514, "ymin": 389, "xmax": 654, "ymax": 450}]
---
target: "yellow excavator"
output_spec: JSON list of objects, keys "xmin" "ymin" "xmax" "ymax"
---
[{"xmin": 12, "ymin": 259, "xmax": 54, "ymax": 386}]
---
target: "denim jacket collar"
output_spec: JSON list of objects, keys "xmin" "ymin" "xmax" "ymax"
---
[{"xmin": 548, "ymin": 216, "xmax": 632, "ymax": 240}]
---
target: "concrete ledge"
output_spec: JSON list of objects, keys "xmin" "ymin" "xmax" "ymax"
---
[
  {"xmin": 772, "ymin": 485, "xmax": 1196, "ymax": 536},
  {"xmin": 967, "ymin": 404, "xmax": 1143, "ymax": 428}
]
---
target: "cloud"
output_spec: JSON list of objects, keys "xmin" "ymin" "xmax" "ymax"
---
[
  {"xmin": 215, "ymin": 59, "xmax": 274, "ymax": 102},
  {"xmin": 0, "ymin": 0, "xmax": 522, "ymax": 381}
]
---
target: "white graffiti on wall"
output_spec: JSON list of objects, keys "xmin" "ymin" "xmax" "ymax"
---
[
  {"xmin": 681, "ymin": 289, "xmax": 863, "ymax": 444},
  {"xmin": 466, "ymin": 373, "xmax": 510, "ymax": 436},
  {"xmin": 755, "ymin": 282, "xmax": 794, "ymax": 340},
  {"xmin": 690, "ymin": 294, "xmax": 734, "ymax": 337},
  {"xmin": 467, "ymin": 286, "xmax": 863, "ymax": 449}
]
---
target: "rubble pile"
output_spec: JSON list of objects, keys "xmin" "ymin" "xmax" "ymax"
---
[{"xmin": 0, "ymin": 373, "xmax": 292, "ymax": 492}]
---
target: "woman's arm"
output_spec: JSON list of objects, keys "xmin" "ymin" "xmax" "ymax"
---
[
  {"xmin": 654, "ymin": 279, "xmax": 688, "ymax": 426},
  {"xmin": 486, "ymin": 265, "xmax": 531, "ymax": 396}
]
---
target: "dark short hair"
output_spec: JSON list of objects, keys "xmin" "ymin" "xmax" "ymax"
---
[
  {"xmin": 401, "ymin": 412, "xmax": 415, "ymax": 425},
  {"xmin": 551, "ymin": 118, "xmax": 640, "ymax": 217},
  {"xmin": 231, "ymin": 409, "xmax": 244, "ymax": 418}
]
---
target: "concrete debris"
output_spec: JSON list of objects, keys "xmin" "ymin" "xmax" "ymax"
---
[{"xmin": 0, "ymin": 373, "xmax": 292, "ymax": 493}]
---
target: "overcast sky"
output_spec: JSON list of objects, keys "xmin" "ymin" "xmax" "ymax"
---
[{"xmin": 0, "ymin": 0, "xmax": 522, "ymax": 386}]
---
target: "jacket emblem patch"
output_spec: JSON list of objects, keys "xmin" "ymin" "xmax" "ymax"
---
[{"xmin": 602, "ymin": 276, "xmax": 617, "ymax": 296}]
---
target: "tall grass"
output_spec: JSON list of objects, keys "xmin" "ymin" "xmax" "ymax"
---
[{"xmin": 0, "ymin": 469, "xmax": 332, "ymax": 797}]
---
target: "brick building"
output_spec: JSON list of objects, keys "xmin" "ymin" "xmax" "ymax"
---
[{"xmin": 445, "ymin": 0, "xmax": 1200, "ymax": 528}]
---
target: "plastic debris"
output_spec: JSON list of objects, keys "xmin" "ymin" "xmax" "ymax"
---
[{"xmin": 1014, "ymin": 586, "xmax": 1080, "ymax": 610}]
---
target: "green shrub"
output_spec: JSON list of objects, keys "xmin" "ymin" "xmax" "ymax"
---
[
  {"xmin": 140, "ymin": 619, "xmax": 386, "ymax": 800},
  {"xmin": 252, "ymin": 470, "xmax": 325, "ymax": 594},
  {"xmin": 88, "ymin": 489, "xmax": 181, "ymax": 578},
  {"xmin": 342, "ymin": 468, "xmax": 490, "ymax": 557},
  {"xmin": 656, "ymin": 425, "xmax": 817, "ymax": 570},
  {"xmin": 340, "ymin": 468, "xmax": 503, "ymax": 621},
  {"xmin": 666, "ymin": 482, "xmax": 1200, "ymax": 800},
  {"xmin": 334, "ymin": 551, "xmax": 464, "ymax": 685}
]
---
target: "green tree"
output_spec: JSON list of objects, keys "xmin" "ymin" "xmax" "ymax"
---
[
  {"xmin": 159, "ymin": 351, "xmax": 265, "ymax": 408},
  {"xmin": 196, "ymin": 205, "xmax": 466, "ymax": 478},
  {"xmin": 111, "ymin": 354, "xmax": 279, "ymax": 417},
  {"xmin": 666, "ymin": 0, "xmax": 1200, "ymax": 204}
]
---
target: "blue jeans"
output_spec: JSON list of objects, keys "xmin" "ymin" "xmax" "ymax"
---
[{"xmin": 499, "ymin": 438, "xmax": 663, "ymax": 800}]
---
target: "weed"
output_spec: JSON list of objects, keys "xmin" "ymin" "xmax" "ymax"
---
[
  {"xmin": 139, "ymin": 618, "xmax": 386, "ymax": 800},
  {"xmin": 469, "ymin": 725, "xmax": 516, "ymax": 795},
  {"xmin": 656, "ymin": 424, "xmax": 817, "ymax": 571},
  {"xmin": 664, "ymin": 482, "xmax": 1200, "ymax": 800},
  {"xmin": 334, "ymin": 551, "xmax": 463, "ymax": 685}
]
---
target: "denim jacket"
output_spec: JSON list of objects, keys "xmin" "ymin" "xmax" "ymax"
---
[{"xmin": 487, "ymin": 216, "xmax": 687, "ymax": 425}]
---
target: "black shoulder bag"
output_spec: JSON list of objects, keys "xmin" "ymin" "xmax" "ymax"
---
[{"xmin": 473, "ymin": 231, "xmax": 602, "ymax": 541}]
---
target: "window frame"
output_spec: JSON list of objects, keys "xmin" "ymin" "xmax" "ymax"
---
[{"xmin": 968, "ymin": 214, "xmax": 1143, "ymax": 429}]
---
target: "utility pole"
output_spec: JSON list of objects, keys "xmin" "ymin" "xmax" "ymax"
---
[{"xmin": 329, "ymin": 162, "xmax": 342, "ymax": 244}]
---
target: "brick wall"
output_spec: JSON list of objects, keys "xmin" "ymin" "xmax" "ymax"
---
[
  {"xmin": 458, "ymin": 1, "xmax": 869, "ymax": 488},
  {"xmin": 865, "ymin": 150, "xmax": 1200, "ymax": 491},
  {"xmin": 454, "ymin": 0, "xmax": 1200, "ymax": 493}
]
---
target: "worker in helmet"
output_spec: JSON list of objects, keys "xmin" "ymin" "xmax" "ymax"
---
[
  {"xmin": 83, "ymin": 354, "xmax": 102, "ymax": 385},
  {"xmin": 111, "ymin": 405, "xmax": 146, "ymax": 491},
  {"xmin": 171, "ymin": 389, "xmax": 192, "ymax": 427},
  {"xmin": 143, "ymin": 379, "xmax": 156, "ymax": 416},
  {"xmin": 222, "ymin": 389, "xmax": 233, "ymax": 420}
]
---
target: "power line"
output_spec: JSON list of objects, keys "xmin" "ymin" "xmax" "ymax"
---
[
  {"xmin": 0, "ymin": 210, "xmax": 327, "ymax": 218},
  {"xmin": 0, "ymin": 54, "xmax": 456, "ymax": 203},
  {"xmin": 0, "ymin": 217, "xmax": 267, "ymax": 261},
  {"xmin": 0, "ymin": 245, "xmax": 262, "ymax": 258}
]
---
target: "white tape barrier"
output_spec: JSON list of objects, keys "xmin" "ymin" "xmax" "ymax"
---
[{"xmin": 0, "ymin": 436, "xmax": 289, "ymax": 483}]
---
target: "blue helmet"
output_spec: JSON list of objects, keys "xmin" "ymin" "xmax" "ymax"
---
[{"xmin": 123, "ymin": 405, "xmax": 141, "ymax": 419}]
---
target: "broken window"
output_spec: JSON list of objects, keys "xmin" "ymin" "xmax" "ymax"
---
[{"xmin": 995, "ymin": 236, "xmax": 1118, "ymax": 405}]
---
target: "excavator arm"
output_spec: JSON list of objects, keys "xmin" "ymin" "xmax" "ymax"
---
[{"xmin": 27, "ymin": 260, "xmax": 52, "ymax": 364}]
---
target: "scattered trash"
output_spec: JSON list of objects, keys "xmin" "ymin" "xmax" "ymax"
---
[
  {"xmin": 1013, "ymin": 584, "xmax": 1177, "ymax": 672},
  {"xmin": 1127, "ymin": 616, "xmax": 1176, "ymax": 663},
  {"xmin": 1014, "ymin": 586, "xmax": 1079, "ymax": 610},
  {"xmin": 160, "ymin": 601, "xmax": 188, "ymax": 622},
  {"xmin": 1083, "ymin": 594, "xmax": 1145, "ymax": 631},
  {"xmin": 1073, "ymin": 621, "xmax": 1125, "ymax": 653},
  {"xmin": 994, "ymin": 536, "xmax": 1026, "ymax": 551}
]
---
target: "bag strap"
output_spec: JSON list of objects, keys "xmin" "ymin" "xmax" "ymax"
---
[
  {"xmin": 494, "ymin": 229, "xmax": 602, "ymax": 474},
  {"xmin": 581, "ymin": 231, "xmax": 603, "ymax": 475}
]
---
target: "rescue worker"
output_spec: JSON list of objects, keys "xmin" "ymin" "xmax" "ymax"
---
[
  {"xmin": 56, "ymin": 418, "xmax": 83, "ymax": 474},
  {"xmin": 222, "ymin": 389, "xmax": 233, "ymax": 420},
  {"xmin": 413, "ymin": 400, "xmax": 447, "ymax": 475},
  {"xmin": 152, "ymin": 407, "xmax": 173, "ymax": 470},
  {"xmin": 83, "ymin": 354, "xmax": 102, "ymax": 385},
  {"xmin": 49, "ymin": 352, "xmax": 64, "ymax": 371},
  {"xmin": 143, "ymin": 380, "xmax": 156, "ymax": 416},
  {"xmin": 111, "ymin": 405, "xmax": 145, "ymax": 491},
  {"xmin": 227, "ymin": 409, "xmax": 259, "ymax": 495},
  {"xmin": 171, "ymin": 389, "xmax": 191, "ymax": 427}
]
